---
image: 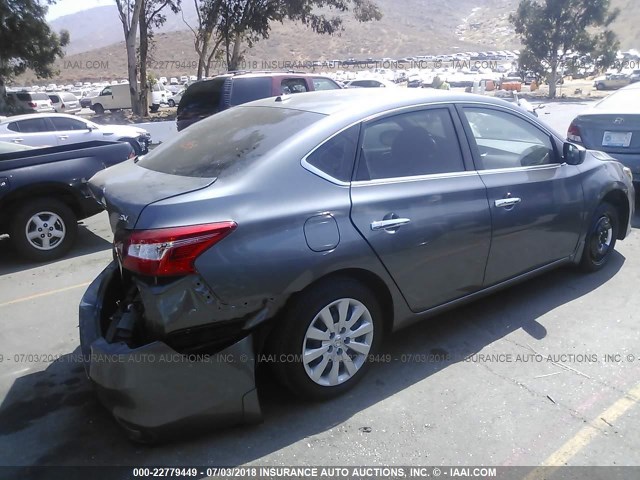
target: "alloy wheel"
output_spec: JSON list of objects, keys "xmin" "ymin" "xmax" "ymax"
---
[
  {"xmin": 25, "ymin": 211, "xmax": 66, "ymax": 251},
  {"xmin": 302, "ymin": 298, "xmax": 374, "ymax": 387}
]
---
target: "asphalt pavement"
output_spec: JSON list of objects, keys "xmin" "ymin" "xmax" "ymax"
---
[{"xmin": 1, "ymin": 101, "xmax": 639, "ymax": 474}]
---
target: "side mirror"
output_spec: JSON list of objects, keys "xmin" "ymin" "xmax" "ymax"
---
[{"xmin": 563, "ymin": 142, "xmax": 586, "ymax": 165}]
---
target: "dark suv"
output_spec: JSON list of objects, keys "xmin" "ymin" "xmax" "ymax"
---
[{"xmin": 176, "ymin": 72, "xmax": 341, "ymax": 131}]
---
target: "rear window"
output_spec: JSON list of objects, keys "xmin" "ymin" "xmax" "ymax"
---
[
  {"xmin": 62, "ymin": 93, "xmax": 77, "ymax": 101},
  {"xmin": 596, "ymin": 88, "xmax": 640, "ymax": 110},
  {"xmin": 230, "ymin": 77, "xmax": 272, "ymax": 106},
  {"xmin": 138, "ymin": 106, "xmax": 323, "ymax": 178},
  {"xmin": 178, "ymin": 78, "xmax": 226, "ymax": 113}
]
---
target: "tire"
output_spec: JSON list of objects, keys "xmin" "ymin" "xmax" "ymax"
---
[
  {"xmin": 268, "ymin": 277, "xmax": 383, "ymax": 401},
  {"xmin": 10, "ymin": 198, "xmax": 78, "ymax": 261},
  {"xmin": 168, "ymin": 99, "xmax": 176, "ymax": 107},
  {"xmin": 580, "ymin": 202, "xmax": 618, "ymax": 272},
  {"xmin": 93, "ymin": 103, "xmax": 104, "ymax": 114},
  {"xmin": 596, "ymin": 83, "xmax": 604, "ymax": 91},
  {"xmin": 150, "ymin": 104, "xmax": 160, "ymax": 113},
  {"xmin": 121, "ymin": 138, "xmax": 142, "ymax": 156}
]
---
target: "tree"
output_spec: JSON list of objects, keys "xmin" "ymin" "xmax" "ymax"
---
[
  {"xmin": 115, "ymin": 0, "xmax": 145, "ymax": 115},
  {"xmin": 138, "ymin": 0, "xmax": 181, "ymax": 116},
  {"xmin": 219, "ymin": 0, "xmax": 382, "ymax": 72},
  {"xmin": 185, "ymin": 0, "xmax": 382, "ymax": 79},
  {"xmin": 0, "ymin": 0, "xmax": 69, "ymax": 114},
  {"xmin": 510, "ymin": 0, "xmax": 619, "ymax": 98},
  {"xmin": 183, "ymin": 0, "xmax": 225, "ymax": 80}
]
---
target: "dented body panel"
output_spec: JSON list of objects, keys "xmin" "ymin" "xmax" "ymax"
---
[{"xmin": 79, "ymin": 263, "xmax": 261, "ymax": 441}]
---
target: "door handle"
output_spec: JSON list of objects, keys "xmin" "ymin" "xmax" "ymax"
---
[
  {"xmin": 495, "ymin": 197, "xmax": 522, "ymax": 208},
  {"xmin": 12, "ymin": 138, "xmax": 24, "ymax": 143},
  {"xmin": 371, "ymin": 218, "xmax": 411, "ymax": 231},
  {"xmin": 58, "ymin": 135, "xmax": 69, "ymax": 140}
]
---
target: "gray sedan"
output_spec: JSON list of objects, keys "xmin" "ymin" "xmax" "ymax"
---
[
  {"xmin": 568, "ymin": 83, "xmax": 640, "ymax": 181},
  {"xmin": 81, "ymin": 89, "xmax": 634, "ymax": 441}
]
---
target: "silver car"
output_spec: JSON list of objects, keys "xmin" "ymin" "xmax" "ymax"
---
[
  {"xmin": 81, "ymin": 89, "xmax": 634, "ymax": 441},
  {"xmin": 568, "ymin": 83, "xmax": 640, "ymax": 181},
  {"xmin": 47, "ymin": 91, "xmax": 82, "ymax": 114},
  {"xmin": 0, "ymin": 113, "xmax": 151, "ymax": 153}
]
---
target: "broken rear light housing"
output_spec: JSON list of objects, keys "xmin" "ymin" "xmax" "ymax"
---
[
  {"xmin": 121, "ymin": 222, "xmax": 237, "ymax": 277},
  {"xmin": 567, "ymin": 122, "xmax": 583, "ymax": 143}
]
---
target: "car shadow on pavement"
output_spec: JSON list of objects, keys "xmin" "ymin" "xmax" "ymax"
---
[
  {"xmin": 0, "ymin": 252, "xmax": 626, "ymax": 469},
  {"xmin": 0, "ymin": 224, "xmax": 111, "ymax": 276}
]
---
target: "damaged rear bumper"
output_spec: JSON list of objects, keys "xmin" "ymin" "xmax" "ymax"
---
[{"xmin": 79, "ymin": 262, "xmax": 262, "ymax": 441}]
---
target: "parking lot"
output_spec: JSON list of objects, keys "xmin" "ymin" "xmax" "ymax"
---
[{"xmin": 1, "ymin": 102, "xmax": 640, "ymax": 472}]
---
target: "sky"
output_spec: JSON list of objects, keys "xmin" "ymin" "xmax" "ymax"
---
[{"xmin": 46, "ymin": 0, "xmax": 114, "ymax": 21}]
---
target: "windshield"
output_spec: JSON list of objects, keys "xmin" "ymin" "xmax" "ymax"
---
[{"xmin": 138, "ymin": 106, "xmax": 324, "ymax": 178}]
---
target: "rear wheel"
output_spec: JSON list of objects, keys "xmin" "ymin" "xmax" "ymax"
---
[
  {"xmin": 269, "ymin": 277, "xmax": 383, "ymax": 401},
  {"xmin": 580, "ymin": 202, "xmax": 618, "ymax": 272},
  {"xmin": 596, "ymin": 83, "xmax": 604, "ymax": 91},
  {"xmin": 10, "ymin": 198, "xmax": 78, "ymax": 261}
]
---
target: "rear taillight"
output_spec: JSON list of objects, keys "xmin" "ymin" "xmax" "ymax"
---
[
  {"xmin": 61, "ymin": 103, "xmax": 65, "ymax": 109},
  {"xmin": 28, "ymin": 102, "xmax": 37, "ymax": 108},
  {"xmin": 121, "ymin": 222, "xmax": 237, "ymax": 277},
  {"xmin": 567, "ymin": 122, "xmax": 582, "ymax": 143}
]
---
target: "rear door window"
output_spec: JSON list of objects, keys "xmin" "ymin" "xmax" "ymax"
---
[
  {"xmin": 15, "ymin": 118, "xmax": 53, "ymax": 133},
  {"xmin": 49, "ymin": 95, "xmax": 60, "ymax": 103},
  {"xmin": 229, "ymin": 77, "xmax": 272, "ymax": 105},
  {"xmin": 357, "ymin": 108, "xmax": 465, "ymax": 180},
  {"xmin": 312, "ymin": 77, "xmax": 341, "ymax": 90},
  {"xmin": 138, "ymin": 106, "xmax": 323, "ymax": 178},
  {"xmin": 281, "ymin": 78, "xmax": 309, "ymax": 94},
  {"xmin": 178, "ymin": 78, "xmax": 226, "ymax": 113},
  {"xmin": 50, "ymin": 117, "xmax": 89, "ymax": 131}
]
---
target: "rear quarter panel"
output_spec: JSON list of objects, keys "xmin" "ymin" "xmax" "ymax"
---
[{"xmin": 134, "ymin": 124, "xmax": 412, "ymax": 326}]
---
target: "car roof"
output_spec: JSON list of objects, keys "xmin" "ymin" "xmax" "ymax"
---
[
  {"xmin": 217, "ymin": 71, "xmax": 331, "ymax": 80},
  {"xmin": 242, "ymin": 88, "xmax": 522, "ymax": 118},
  {"xmin": 0, "ymin": 112, "xmax": 88, "ymax": 125}
]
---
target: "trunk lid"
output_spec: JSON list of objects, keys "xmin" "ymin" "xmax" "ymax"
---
[
  {"xmin": 575, "ymin": 113, "xmax": 640, "ymax": 154},
  {"xmin": 89, "ymin": 160, "xmax": 216, "ymax": 233}
]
